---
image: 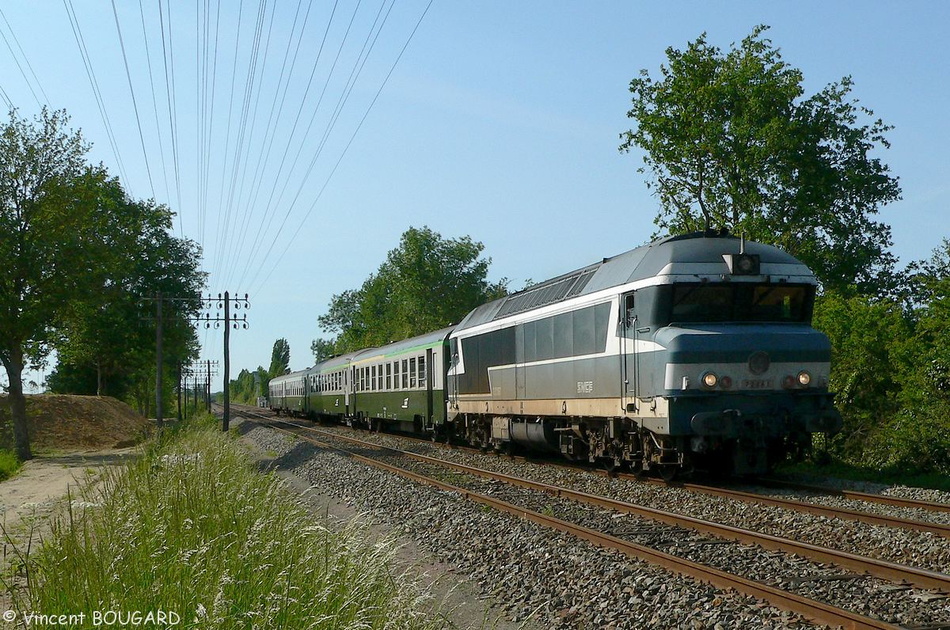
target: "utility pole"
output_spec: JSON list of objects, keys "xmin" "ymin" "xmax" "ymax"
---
[
  {"xmin": 184, "ymin": 361, "xmax": 218, "ymax": 417},
  {"xmin": 204, "ymin": 360, "xmax": 218, "ymax": 412},
  {"xmin": 143, "ymin": 293, "xmax": 202, "ymax": 429},
  {"xmin": 155, "ymin": 291, "xmax": 164, "ymax": 428},
  {"xmin": 176, "ymin": 362, "xmax": 183, "ymax": 422},
  {"xmin": 199, "ymin": 293, "xmax": 248, "ymax": 432}
]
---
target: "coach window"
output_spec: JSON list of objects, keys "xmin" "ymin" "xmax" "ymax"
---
[
  {"xmin": 399, "ymin": 359, "xmax": 407, "ymax": 389},
  {"xmin": 418, "ymin": 355, "xmax": 426, "ymax": 386},
  {"xmin": 409, "ymin": 358, "xmax": 417, "ymax": 388},
  {"xmin": 394, "ymin": 361, "xmax": 401, "ymax": 390},
  {"xmin": 386, "ymin": 363, "xmax": 392, "ymax": 390},
  {"xmin": 373, "ymin": 365, "xmax": 378, "ymax": 391}
]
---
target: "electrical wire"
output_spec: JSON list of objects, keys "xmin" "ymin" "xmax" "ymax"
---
[
  {"xmin": 111, "ymin": 0, "xmax": 156, "ymax": 199},
  {"xmin": 0, "ymin": 7, "xmax": 49, "ymax": 108},
  {"xmin": 62, "ymin": 0, "xmax": 131, "ymax": 193},
  {"xmin": 249, "ymin": 0, "xmax": 434, "ymax": 294}
]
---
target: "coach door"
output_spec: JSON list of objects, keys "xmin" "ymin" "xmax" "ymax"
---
[
  {"xmin": 620, "ymin": 292, "xmax": 639, "ymax": 413},
  {"xmin": 425, "ymin": 348, "xmax": 434, "ymax": 430},
  {"xmin": 345, "ymin": 364, "xmax": 352, "ymax": 415}
]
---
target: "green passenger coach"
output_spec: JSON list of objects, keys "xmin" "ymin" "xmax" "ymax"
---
[
  {"xmin": 349, "ymin": 327, "xmax": 453, "ymax": 434},
  {"xmin": 269, "ymin": 327, "xmax": 453, "ymax": 435}
]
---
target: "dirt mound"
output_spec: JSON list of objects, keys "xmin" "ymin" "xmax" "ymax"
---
[{"xmin": 0, "ymin": 394, "xmax": 151, "ymax": 451}]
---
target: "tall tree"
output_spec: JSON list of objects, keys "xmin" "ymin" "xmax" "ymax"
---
[
  {"xmin": 318, "ymin": 227, "xmax": 508, "ymax": 352},
  {"xmin": 269, "ymin": 338, "xmax": 291, "ymax": 378},
  {"xmin": 619, "ymin": 25, "xmax": 901, "ymax": 295},
  {"xmin": 48, "ymin": 195, "xmax": 205, "ymax": 407},
  {"xmin": 310, "ymin": 338, "xmax": 335, "ymax": 364},
  {"xmin": 0, "ymin": 108, "xmax": 120, "ymax": 460}
]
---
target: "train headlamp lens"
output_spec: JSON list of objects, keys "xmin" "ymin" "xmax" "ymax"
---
[
  {"xmin": 797, "ymin": 371, "xmax": 812, "ymax": 387},
  {"xmin": 702, "ymin": 372, "xmax": 718, "ymax": 388}
]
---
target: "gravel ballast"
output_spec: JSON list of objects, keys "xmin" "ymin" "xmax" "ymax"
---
[{"xmin": 239, "ymin": 421, "xmax": 829, "ymax": 629}]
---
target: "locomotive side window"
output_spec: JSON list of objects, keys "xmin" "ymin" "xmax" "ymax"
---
[{"xmin": 624, "ymin": 293, "xmax": 636, "ymax": 326}]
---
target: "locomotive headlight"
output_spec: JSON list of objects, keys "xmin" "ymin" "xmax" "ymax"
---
[
  {"xmin": 701, "ymin": 372, "xmax": 718, "ymax": 389},
  {"xmin": 797, "ymin": 371, "xmax": 812, "ymax": 387}
]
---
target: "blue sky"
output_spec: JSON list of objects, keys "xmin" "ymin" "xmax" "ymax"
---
[{"xmin": 2, "ymin": 1, "xmax": 948, "ymax": 385}]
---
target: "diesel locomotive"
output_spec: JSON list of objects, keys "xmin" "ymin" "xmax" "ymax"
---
[{"xmin": 270, "ymin": 233, "xmax": 842, "ymax": 477}]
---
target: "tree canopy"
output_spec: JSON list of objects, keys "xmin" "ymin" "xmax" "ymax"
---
[
  {"xmin": 317, "ymin": 226, "xmax": 507, "ymax": 353},
  {"xmin": 619, "ymin": 25, "xmax": 901, "ymax": 295},
  {"xmin": 47, "ymin": 195, "xmax": 205, "ymax": 409},
  {"xmin": 269, "ymin": 338, "xmax": 291, "ymax": 378},
  {"xmin": 0, "ymin": 108, "xmax": 205, "ymax": 458}
]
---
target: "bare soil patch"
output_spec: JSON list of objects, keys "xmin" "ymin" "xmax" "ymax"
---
[{"xmin": 0, "ymin": 394, "xmax": 151, "ymax": 452}]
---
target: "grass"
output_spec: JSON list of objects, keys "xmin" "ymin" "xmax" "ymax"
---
[
  {"xmin": 0, "ymin": 449, "xmax": 21, "ymax": 481},
  {"xmin": 5, "ymin": 415, "xmax": 442, "ymax": 629},
  {"xmin": 777, "ymin": 457, "xmax": 950, "ymax": 492}
]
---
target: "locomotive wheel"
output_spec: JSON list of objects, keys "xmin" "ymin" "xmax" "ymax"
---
[
  {"xmin": 629, "ymin": 457, "xmax": 644, "ymax": 476},
  {"xmin": 658, "ymin": 465, "xmax": 678, "ymax": 483}
]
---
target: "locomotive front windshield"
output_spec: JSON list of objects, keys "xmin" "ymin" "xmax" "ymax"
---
[{"xmin": 667, "ymin": 283, "xmax": 814, "ymax": 324}]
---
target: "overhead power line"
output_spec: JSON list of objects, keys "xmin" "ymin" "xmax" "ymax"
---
[
  {"xmin": 111, "ymin": 0, "xmax": 156, "ymax": 199},
  {"xmin": 0, "ymin": 7, "xmax": 50, "ymax": 108},
  {"xmin": 62, "ymin": 0, "xmax": 132, "ymax": 191}
]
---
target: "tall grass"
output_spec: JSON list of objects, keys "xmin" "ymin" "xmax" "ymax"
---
[
  {"xmin": 0, "ymin": 449, "xmax": 20, "ymax": 481},
  {"xmin": 10, "ymin": 417, "xmax": 440, "ymax": 629}
]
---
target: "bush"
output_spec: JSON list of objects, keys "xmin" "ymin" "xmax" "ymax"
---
[
  {"xmin": 861, "ymin": 402, "xmax": 950, "ymax": 476},
  {"xmin": 0, "ymin": 449, "xmax": 20, "ymax": 481}
]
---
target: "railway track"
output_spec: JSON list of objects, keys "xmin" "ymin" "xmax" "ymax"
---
[
  {"xmin": 753, "ymin": 477, "xmax": 950, "ymax": 514},
  {"xmin": 640, "ymin": 477, "xmax": 950, "ymax": 540},
  {"xmin": 241, "ymin": 404, "xmax": 950, "ymax": 536},
  {"xmin": 234, "ymin": 407, "xmax": 950, "ymax": 630}
]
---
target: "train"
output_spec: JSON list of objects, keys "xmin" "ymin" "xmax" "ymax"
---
[{"xmin": 269, "ymin": 232, "xmax": 842, "ymax": 478}]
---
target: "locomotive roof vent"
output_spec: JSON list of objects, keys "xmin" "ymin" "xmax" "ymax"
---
[{"xmin": 724, "ymin": 253, "xmax": 761, "ymax": 275}]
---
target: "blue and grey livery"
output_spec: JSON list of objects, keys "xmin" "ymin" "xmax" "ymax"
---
[{"xmin": 273, "ymin": 232, "xmax": 842, "ymax": 477}]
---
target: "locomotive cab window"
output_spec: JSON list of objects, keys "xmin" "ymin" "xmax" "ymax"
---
[{"xmin": 664, "ymin": 283, "xmax": 814, "ymax": 324}]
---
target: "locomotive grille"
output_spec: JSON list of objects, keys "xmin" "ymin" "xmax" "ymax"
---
[{"xmin": 494, "ymin": 268, "xmax": 596, "ymax": 320}]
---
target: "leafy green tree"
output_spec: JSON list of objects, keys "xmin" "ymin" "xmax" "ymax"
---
[
  {"xmin": 0, "ymin": 108, "xmax": 125, "ymax": 460},
  {"xmin": 811, "ymin": 292, "xmax": 912, "ymax": 459},
  {"xmin": 318, "ymin": 227, "xmax": 508, "ymax": 352},
  {"xmin": 228, "ymin": 367, "xmax": 268, "ymax": 405},
  {"xmin": 48, "ymin": 195, "xmax": 205, "ymax": 408},
  {"xmin": 619, "ymin": 25, "xmax": 901, "ymax": 295},
  {"xmin": 905, "ymin": 239, "xmax": 950, "ymax": 398},
  {"xmin": 269, "ymin": 338, "xmax": 291, "ymax": 378},
  {"xmin": 311, "ymin": 338, "xmax": 335, "ymax": 363}
]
